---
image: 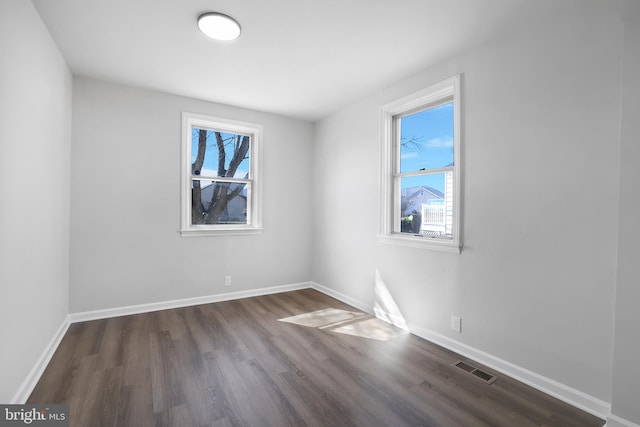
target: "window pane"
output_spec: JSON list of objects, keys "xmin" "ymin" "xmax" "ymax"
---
[
  {"xmin": 399, "ymin": 172, "xmax": 453, "ymax": 238},
  {"xmin": 192, "ymin": 179, "xmax": 248, "ymax": 225},
  {"xmin": 191, "ymin": 128, "xmax": 251, "ymax": 178},
  {"xmin": 399, "ymin": 102, "xmax": 454, "ymax": 173}
]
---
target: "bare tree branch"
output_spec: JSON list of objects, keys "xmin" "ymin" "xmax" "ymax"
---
[
  {"xmin": 216, "ymin": 132, "xmax": 227, "ymax": 177},
  {"xmin": 226, "ymin": 135, "xmax": 250, "ymax": 177},
  {"xmin": 192, "ymin": 129, "xmax": 207, "ymax": 175},
  {"xmin": 400, "ymin": 135, "xmax": 424, "ymax": 151}
]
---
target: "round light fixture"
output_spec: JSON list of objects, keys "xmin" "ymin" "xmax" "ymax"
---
[{"xmin": 197, "ymin": 12, "xmax": 241, "ymax": 41}]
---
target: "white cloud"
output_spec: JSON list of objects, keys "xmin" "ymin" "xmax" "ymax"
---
[
  {"xmin": 401, "ymin": 152, "xmax": 419, "ymax": 160},
  {"xmin": 426, "ymin": 137, "xmax": 453, "ymax": 148}
]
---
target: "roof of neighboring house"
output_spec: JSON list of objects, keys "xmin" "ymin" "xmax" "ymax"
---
[{"xmin": 402, "ymin": 186, "xmax": 443, "ymax": 216}]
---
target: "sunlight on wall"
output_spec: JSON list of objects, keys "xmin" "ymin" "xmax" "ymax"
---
[{"xmin": 373, "ymin": 270, "xmax": 409, "ymax": 331}]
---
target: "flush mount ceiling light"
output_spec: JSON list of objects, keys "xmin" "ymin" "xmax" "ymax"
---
[{"xmin": 197, "ymin": 12, "xmax": 241, "ymax": 41}]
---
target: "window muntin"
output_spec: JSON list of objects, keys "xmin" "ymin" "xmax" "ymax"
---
[
  {"xmin": 181, "ymin": 113, "xmax": 262, "ymax": 236},
  {"xmin": 380, "ymin": 75, "xmax": 461, "ymax": 253}
]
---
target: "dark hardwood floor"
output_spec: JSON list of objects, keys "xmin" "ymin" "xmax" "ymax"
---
[{"xmin": 28, "ymin": 289, "xmax": 605, "ymax": 427}]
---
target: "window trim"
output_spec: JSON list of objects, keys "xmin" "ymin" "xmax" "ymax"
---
[
  {"xmin": 180, "ymin": 112, "xmax": 263, "ymax": 237},
  {"xmin": 378, "ymin": 75, "xmax": 462, "ymax": 253}
]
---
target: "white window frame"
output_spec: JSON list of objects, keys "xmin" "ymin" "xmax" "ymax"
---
[
  {"xmin": 180, "ymin": 112, "xmax": 263, "ymax": 237},
  {"xmin": 378, "ymin": 75, "xmax": 462, "ymax": 253}
]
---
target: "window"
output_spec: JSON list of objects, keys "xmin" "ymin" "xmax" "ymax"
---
[
  {"xmin": 181, "ymin": 112, "xmax": 262, "ymax": 236},
  {"xmin": 379, "ymin": 75, "xmax": 462, "ymax": 253}
]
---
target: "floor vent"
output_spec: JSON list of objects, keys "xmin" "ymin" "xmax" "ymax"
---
[{"xmin": 453, "ymin": 360, "xmax": 498, "ymax": 384}]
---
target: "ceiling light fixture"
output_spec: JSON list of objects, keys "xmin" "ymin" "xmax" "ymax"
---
[{"xmin": 197, "ymin": 12, "xmax": 241, "ymax": 41}]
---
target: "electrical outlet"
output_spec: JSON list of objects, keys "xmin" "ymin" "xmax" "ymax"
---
[
  {"xmin": 451, "ymin": 315, "xmax": 462, "ymax": 333},
  {"xmin": 224, "ymin": 275, "xmax": 232, "ymax": 287}
]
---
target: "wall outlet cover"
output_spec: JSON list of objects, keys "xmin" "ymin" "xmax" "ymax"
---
[{"xmin": 451, "ymin": 315, "xmax": 462, "ymax": 333}]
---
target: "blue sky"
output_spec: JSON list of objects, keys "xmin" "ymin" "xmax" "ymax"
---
[
  {"xmin": 399, "ymin": 102, "xmax": 453, "ymax": 192},
  {"xmin": 191, "ymin": 129, "xmax": 250, "ymax": 178}
]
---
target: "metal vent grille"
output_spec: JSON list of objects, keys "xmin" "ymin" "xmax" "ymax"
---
[
  {"xmin": 455, "ymin": 361, "xmax": 475, "ymax": 373},
  {"xmin": 453, "ymin": 360, "xmax": 498, "ymax": 384}
]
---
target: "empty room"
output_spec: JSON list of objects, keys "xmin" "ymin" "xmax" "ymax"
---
[{"xmin": 1, "ymin": 0, "xmax": 639, "ymax": 426}]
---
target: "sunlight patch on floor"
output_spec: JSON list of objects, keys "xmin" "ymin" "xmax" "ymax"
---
[
  {"xmin": 279, "ymin": 308, "xmax": 365, "ymax": 328},
  {"xmin": 279, "ymin": 308, "xmax": 407, "ymax": 341},
  {"xmin": 329, "ymin": 317, "xmax": 407, "ymax": 341}
]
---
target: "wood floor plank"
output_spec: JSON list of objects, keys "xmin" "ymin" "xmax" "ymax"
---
[
  {"xmin": 115, "ymin": 384, "xmax": 154, "ymax": 427},
  {"xmin": 200, "ymin": 351, "xmax": 245, "ymax": 426},
  {"xmin": 96, "ymin": 316, "xmax": 127, "ymax": 370},
  {"xmin": 72, "ymin": 319, "xmax": 107, "ymax": 359},
  {"xmin": 74, "ymin": 366, "xmax": 123, "ymax": 427},
  {"xmin": 234, "ymin": 358, "xmax": 307, "ymax": 427},
  {"xmin": 275, "ymin": 369, "xmax": 356, "ymax": 427},
  {"xmin": 183, "ymin": 306, "xmax": 218, "ymax": 354},
  {"xmin": 149, "ymin": 331, "xmax": 185, "ymax": 413},
  {"xmin": 210, "ymin": 349, "xmax": 270, "ymax": 426},
  {"xmin": 27, "ymin": 289, "xmax": 605, "ymax": 427}
]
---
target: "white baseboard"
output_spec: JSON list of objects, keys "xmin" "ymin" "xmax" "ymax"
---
[
  {"xmin": 310, "ymin": 281, "xmax": 372, "ymax": 314},
  {"xmin": 69, "ymin": 281, "xmax": 312, "ymax": 323},
  {"xmin": 11, "ymin": 315, "xmax": 71, "ymax": 404},
  {"xmin": 606, "ymin": 414, "xmax": 640, "ymax": 427},
  {"xmin": 311, "ymin": 281, "xmax": 611, "ymax": 420}
]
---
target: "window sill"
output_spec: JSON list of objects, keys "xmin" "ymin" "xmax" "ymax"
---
[
  {"xmin": 378, "ymin": 234, "xmax": 462, "ymax": 254},
  {"xmin": 180, "ymin": 227, "xmax": 263, "ymax": 237}
]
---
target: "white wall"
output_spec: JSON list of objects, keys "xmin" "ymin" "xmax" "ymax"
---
[
  {"xmin": 70, "ymin": 78, "xmax": 313, "ymax": 312},
  {"xmin": 610, "ymin": 12, "xmax": 640, "ymax": 427},
  {"xmin": 0, "ymin": 0, "xmax": 71, "ymax": 403},
  {"xmin": 313, "ymin": 3, "xmax": 623, "ymax": 408}
]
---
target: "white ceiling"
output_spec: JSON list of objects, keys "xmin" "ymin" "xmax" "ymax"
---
[{"xmin": 33, "ymin": 0, "xmax": 583, "ymax": 121}]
